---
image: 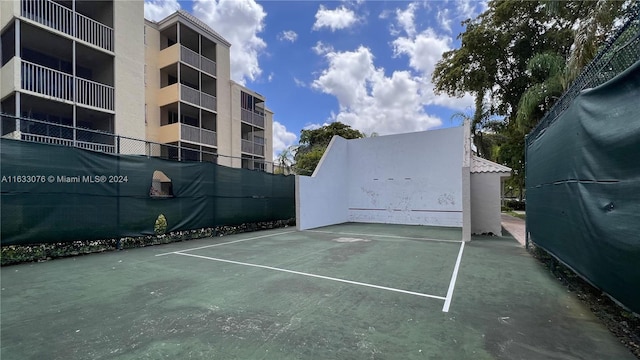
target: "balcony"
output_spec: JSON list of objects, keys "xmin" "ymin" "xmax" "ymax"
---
[
  {"xmin": 76, "ymin": 77, "xmax": 115, "ymax": 111},
  {"xmin": 20, "ymin": 60, "xmax": 114, "ymax": 111},
  {"xmin": 181, "ymin": 123, "xmax": 217, "ymax": 147},
  {"xmin": 158, "ymin": 44, "xmax": 217, "ymax": 77},
  {"xmin": 7, "ymin": 117, "xmax": 116, "ymax": 153},
  {"xmin": 157, "ymin": 83, "xmax": 217, "ymax": 112},
  {"xmin": 241, "ymin": 109, "xmax": 265, "ymax": 128},
  {"xmin": 158, "ymin": 122, "xmax": 217, "ymax": 147},
  {"xmin": 181, "ymin": 85, "xmax": 217, "ymax": 112},
  {"xmin": 180, "ymin": 46, "xmax": 217, "ymax": 77},
  {"xmin": 20, "ymin": 60, "xmax": 73, "ymax": 102},
  {"xmin": 241, "ymin": 139, "xmax": 264, "ymax": 156},
  {"xmin": 21, "ymin": 0, "xmax": 114, "ymax": 52},
  {"xmin": 22, "ymin": 133, "xmax": 115, "ymax": 153}
]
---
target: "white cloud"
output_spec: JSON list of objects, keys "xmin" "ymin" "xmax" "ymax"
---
[
  {"xmin": 378, "ymin": 9, "xmax": 392, "ymax": 20},
  {"xmin": 303, "ymin": 123, "xmax": 323, "ymax": 131},
  {"xmin": 293, "ymin": 77, "xmax": 306, "ymax": 87},
  {"xmin": 437, "ymin": 8, "xmax": 453, "ymax": 33},
  {"xmin": 192, "ymin": 0, "xmax": 267, "ymax": 85},
  {"xmin": 144, "ymin": 0, "xmax": 181, "ymax": 21},
  {"xmin": 272, "ymin": 121, "xmax": 297, "ymax": 161},
  {"xmin": 392, "ymin": 23, "xmax": 474, "ymax": 110},
  {"xmin": 395, "ymin": 2, "xmax": 418, "ymax": 37},
  {"xmin": 312, "ymin": 5, "xmax": 358, "ymax": 32},
  {"xmin": 278, "ymin": 30, "xmax": 298, "ymax": 43},
  {"xmin": 267, "ymin": 72, "xmax": 274, "ymax": 82},
  {"xmin": 392, "ymin": 28, "xmax": 451, "ymax": 75},
  {"xmin": 456, "ymin": 0, "xmax": 487, "ymax": 21},
  {"xmin": 312, "ymin": 41, "xmax": 334, "ymax": 55},
  {"xmin": 312, "ymin": 46, "xmax": 443, "ymax": 136}
]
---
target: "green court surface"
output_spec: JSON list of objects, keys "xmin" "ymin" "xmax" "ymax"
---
[{"xmin": 0, "ymin": 224, "xmax": 634, "ymax": 359}]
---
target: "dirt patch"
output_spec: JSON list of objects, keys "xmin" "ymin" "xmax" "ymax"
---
[
  {"xmin": 529, "ymin": 243, "xmax": 640, "ymax": 359},
  {"xmin": 323, "ymin": 241, "xmax": 372, "ymax": 263}
]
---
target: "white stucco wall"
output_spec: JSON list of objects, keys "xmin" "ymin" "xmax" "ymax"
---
[
  {"xmin": 471, "ymin": 172, "xmax": 504, "ymax": 235},
  {"xmin": 347, "ymin": 128, "xmax": 464, "ymax": 226},
  {"xmin": 296, "ymin": 136, "xmax": 349, "ymax": 230},
  {"xmin": 296, "ymin": 126, "xmax": 466, "ymax": 230}
]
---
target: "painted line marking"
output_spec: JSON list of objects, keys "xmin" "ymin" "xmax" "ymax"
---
[
  {"xmin": 306, "ymin": 230, "xmax": 462, "ymax": 243},
  {"xmin": 442, "ymin": 241, "xmax": 465, "ymax": 312},
  {"xmin": 348, "ymin": 208, "xmax": 463, "ymax": 213},
  {"xmin": 171, "ymin": 252, "xmax": 447, "ymax": 301},
  {"xmin": 155, "ymin": 231, "xmax": 295, "ymax": 257}
]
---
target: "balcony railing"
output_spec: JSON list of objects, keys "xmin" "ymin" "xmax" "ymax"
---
[
  {"xmin": 180, "ymin": 46, "xmax": 200, "ymax": 68},
  {"xmin": 201, "ymin": 128, "xmax": 216, "ymax": 146},
  {"xmin": 21, "ymin": 60, "xmax": 114, "ymax": 111},
  {"xmin": 21, "ymin": 0, "xmax": 114, "ymax": 52},
  {"xmin": 76, "ymin": 77, "xmax": 115, "ymax": 111},
  {"xmin": 201, "ymin": 57, "xmax": 216, "ymax": 76},
  {"xmin": 76, "ymin": 12, "xmax": 114, "ymax": 52},
  {"xmin": 241, "ymin": 109, "xmax": 265, "ymax": 128},
  {"xmin": 180, "ymin": 84, "xmax": 217, "ymax": 112},
  {"xmin": 201, "ymin": 93, "xmax": 217, "ymax": 112},
  {"xmin": 181, "ymin": 84, "xmax": 200, "ymax": 105},
  {"xmin": 20, "ymin": 133, "xmax": 116, "ymax": 153},
  {"xmin": 181, "ymin": 124, "xmax": 217, "ymax": 146},
  {"xmin": 241, "ymin": 139, "xmax": 264, "ymax": 156},
  {"xmin": 21, "ymin": 61, "xmax": 73, "ymax": 102},
  {"xmin": 180, "ymin": 46, "xmax": 217, "ymax": 76}
]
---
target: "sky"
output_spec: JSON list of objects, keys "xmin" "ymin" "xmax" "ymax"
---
[{"xmin": 143, "ymin": 0, "xmax": 488, "ymax": 161}]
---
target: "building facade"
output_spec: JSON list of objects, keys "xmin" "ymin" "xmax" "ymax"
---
[
  {"xmin": 1, "ymin": 1, "xmax": 273, "ymax": 171},
  {"xmin": 0, "ymin": 0, "xmax": 145, "ymax": 153}
]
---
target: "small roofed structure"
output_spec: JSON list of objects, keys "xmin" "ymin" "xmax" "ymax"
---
[{"xmin": 470, "ymin": 156, "xmax": 512, "ymax": 235}]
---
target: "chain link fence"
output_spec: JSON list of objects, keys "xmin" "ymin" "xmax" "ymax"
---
[{"xmin": 0, "ymin": 113, "xmax": 275, "ymax": 172}]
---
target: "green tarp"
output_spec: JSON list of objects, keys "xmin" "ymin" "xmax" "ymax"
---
[
  {"xmin": 0, "ymin": 139, "xmax": 295, "ymax": 245},
  {"xmin": 526, "ymin": 60, "xmax": 640, "ymax": 314}
]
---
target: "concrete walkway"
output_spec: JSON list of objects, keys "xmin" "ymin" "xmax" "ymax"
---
[{"xmin": 501, "ymin": 213, "xmax": 526, "ymax": 246}]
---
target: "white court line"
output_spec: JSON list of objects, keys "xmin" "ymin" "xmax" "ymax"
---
[
  {"xmin": 172, "ymin": 252, "xmax": 446, "ymax": 301},
  {"xmin": 155, "ymin": 231, "xmax": 295, "ymax": 257},
  {"xmin": 442, "ymin": 241, "xmax": 465, "ymax": 312},
  {"xmin": 306, "ymin": 230, "xmax": 462, "ymax": 243}
]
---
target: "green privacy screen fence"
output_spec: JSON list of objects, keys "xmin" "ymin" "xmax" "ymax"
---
[
  {"xmin": 0, "ymin": 139, "xmax": 295, "ymax": 246},
  {"xmin": 525, "ymin": 8, "xmax": 640, "ymax": 314}
]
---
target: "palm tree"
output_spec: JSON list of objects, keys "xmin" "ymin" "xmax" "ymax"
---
[
  {"xmin": 515, "ymin": 52, "xmax": 567, "ymax": 133},
  {"xmin": 275, "ymin": 146, "xmax": 295, "ymax": 175},
  {"xmin": 451, "ymin": 89, "xmax": 496, "ymax": 159}
]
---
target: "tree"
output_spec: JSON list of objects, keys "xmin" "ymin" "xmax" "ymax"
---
[
  {"xmin": 432, "ymin": 0, "xmax": 575, "ymax": 120},
  {"xmin": 293, "ymin": 122, "xmax": 365, "ymax": 175},
  {"xmin": 274, "ymin": 146, "xmax": 295, "ymax": 175},
  {"xmin": 542, "ymin": 0, "xmax": 630, "ymax": 83},
  {"xmin": 515, "ymin": 52, "xmax": 567, "ymax": 133},
  {"xmin": 431, "ymin": 0, "xmax": 628, "ymax": 197}
]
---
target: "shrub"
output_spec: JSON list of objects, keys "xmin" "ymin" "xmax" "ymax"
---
[{"xmin": 154, "ymin": 214, "xmax": 168, "ymax": 235}]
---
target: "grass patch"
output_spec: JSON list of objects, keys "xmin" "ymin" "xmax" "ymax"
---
[{"xmin": 504, "ymin": 210, "xmax": 526, "ymax": 220}]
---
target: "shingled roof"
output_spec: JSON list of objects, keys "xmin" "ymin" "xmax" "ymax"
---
[{"xmin": 471, "ymin": 156, "xmax": 511, "ymax": 174}]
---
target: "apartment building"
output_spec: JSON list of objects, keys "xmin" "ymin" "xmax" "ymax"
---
[
  {"xmin": 0, "ymin": 0, "xmax": 145, "ymax": 153},
  {"xmin": 1, "ymin": 1, "xmax": 273, "ymax": 171},
  {"xmin": 230, "ymin": 80, "xmax": 273, "ymax": 171}
]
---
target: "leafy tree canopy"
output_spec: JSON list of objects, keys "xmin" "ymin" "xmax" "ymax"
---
[
  {"xmin": 432, "ymin": 0, "xmax": 629, "ymax": 196},
  {"xmin": 293, "ymin": 122, "xmax": 365, "ymax": 175}
]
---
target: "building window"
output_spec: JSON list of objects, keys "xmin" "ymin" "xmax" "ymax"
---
[{"xmin": 241, "ymin": 91, "xmax": 255, "ymax": 111}]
